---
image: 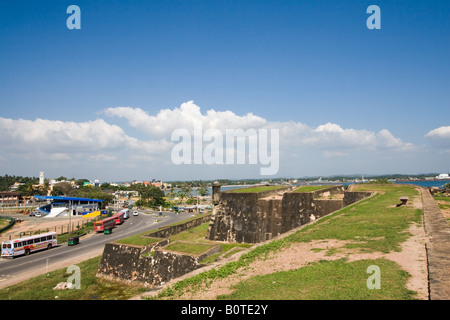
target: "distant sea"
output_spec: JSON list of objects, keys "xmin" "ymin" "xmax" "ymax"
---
[
  {"xmin": 232, "ymin": 179, "xmax": 450, "ymax": 191},
  {"xmin": 301, "ymin": 180, "xmax": 450, "ymax": 189},
  {"xmin": 165, "ymin": 180, "xmax": 450, "ymax": 196},
  {"xmin": 393, "ymin": 179, "xmax": 450, "ymax": 188}
]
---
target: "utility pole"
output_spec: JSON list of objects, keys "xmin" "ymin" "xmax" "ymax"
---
[{"xmin": 68, "ymin": 199, "xmax": 72, "ymax": 234}]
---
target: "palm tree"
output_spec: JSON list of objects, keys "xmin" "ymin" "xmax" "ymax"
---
[
  {"xmin": 181, "ymin": 185, "xmax": 193, "ymax": 199},
  {"xmin": 167, "ymin": 187, "xmax": 176, "ymax": 200},
  {"xmin": 17, "ymin": 182, "xmax": 35, "ymax": 197},
  {"xmin": 197, "ymin": 186, "xmax": 209, "ymax": 197},
  {"xmin": 176, "ymin": 189, "xmax": 187, "ymax": 204}
]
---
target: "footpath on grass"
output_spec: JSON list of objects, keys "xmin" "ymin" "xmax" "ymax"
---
[{"xmin": 421, "ymin": 187, "xmax": 450, "ymax": 300}]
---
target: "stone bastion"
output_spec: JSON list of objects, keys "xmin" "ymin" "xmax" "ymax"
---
[{"xmin": 206, "ymin": 184, "xmax": 373, "ymax": 243}]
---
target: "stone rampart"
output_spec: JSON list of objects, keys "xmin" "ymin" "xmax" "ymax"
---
[
  {"xmin": 421, "ymin": 187, "xmax": 450, "ymax": 300},
  {"xmin": 207, "ymin": 185, "xmax": 373, "ymax": 243},
  {"xmin": 97, "ymin": 214, "xmax": 216, "ymax": 287},
  {"xmin": 145, "ymin": 214, "xmax": 211, "ymax": 238},
  {"xmin": 206, "ymin": 186, "xmax": 292, "ymax": 243},
  {"xmin": 343, "ymin": 191, "xmax": 374, "ymax": 206},
  {"xmin": 97, "ymin": 240, "xmax": 209, "ymax": 286}
]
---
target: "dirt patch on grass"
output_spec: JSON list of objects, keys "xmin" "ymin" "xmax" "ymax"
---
[
  {"xmin": 0, "ymin": 216, "xmax": 87, "ymax": 242},
  {"xmin": 160, "ymin": 220, "xmax": 428, "ymax": 300},
  {"xmin": 167, "ymin": 239, "xmax": 346, "ymax": 300},
  {"xmin": 435, "ymin": 200, "xmax": 450, "ymax": 221},
  {"xmin": 136, "ymin": 188, "xmax": 428, "ymax": 300}
]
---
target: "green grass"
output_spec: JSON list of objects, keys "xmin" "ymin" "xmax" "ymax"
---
[
  {"xmin": 0, "ymin": 256, "xmax": 146, "ymax": 300},
  {"xmin": 114, "ymin": 229, "xmax": 162, "ymax": 246},
  {"xmin": 168, "ymin": 223, "xmax": 252, "ymax": 259},
  {"xmin": 228, "ymin": 186, "xmax": 284, "ymax": 193},
  {"xmin": 218, "ymin": 258, "xmax": 416, "ymax": 300},
  {"xmin": 293, "ymin": 185, "xmax": 332, "ymax": 192},
  {"xmin": 116, "ymin": 213, "xmax": 210, "ymax": 245},
  {"xmin": 169, "ymin": 223, "xmax": 251, "ymax": 251},
  {"xmin": 158, "ymin": 212, "xmax": 211, "ymax": 228},
  {"xmin": 164, "ymin": 242, "xmax": 215, "ymax": 255},
  {"xmin": 155, "ymin": 238, "xmax": 293, "ymax": 299},
  {"xmin": 437, "ymin": 203, "xmax": 450, "ymax": 210},
  {"xmin": 169, "ymin": 222, "xmax": 210, "ymax": 242},
  {"xmin": 434, "ymin": 196, "xmax": 450, "ymax": 209},
  {"xmin": 287, "ymin": 184, "xmax": 422, "ymax": 253},
  {"xmin": 0, "ymin": 218, "xmax": 10, "ymax": 230},
  {"xmin": 57, "ymin": 221, "xmax": 96, "ymax": 243},
  {"xmin": 433, "ymin": 196, "xmax": 450, "ymax": 202},
  {"xmin": 434, "ymin": 196, "xmax": 450, "ymax": 224},
  {"xmin": 115, "ymin": 235, "xmax": 160, "ymax": 246},
  {"xmin": 156, "ymin": 184, "xmax": 423, "ymax": 299}
]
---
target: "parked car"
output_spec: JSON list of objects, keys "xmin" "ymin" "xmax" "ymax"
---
[{"xmin": 133, "ymin": 210, "xmax": 139, "ymax": 216}]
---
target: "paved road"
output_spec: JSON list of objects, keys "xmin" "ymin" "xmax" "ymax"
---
[{"xmin": 0, "ymin": 211, "xmax": 194, "ymax": 289}]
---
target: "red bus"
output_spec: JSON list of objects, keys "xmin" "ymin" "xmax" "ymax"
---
[
  {"xmin": 112, "ymin": 212, "xmax": 125, "ymax": 225},
  {"xmin": 94, "ymin": 216, "xmax": 116, "ymax": 232}
]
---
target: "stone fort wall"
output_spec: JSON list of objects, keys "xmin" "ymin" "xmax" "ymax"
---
[
  {"xmin": 97, "ymin": 185, "xmax": 373, "ymax": 286},
  {"xmin": 96, "ymin": 214, "xmax": 214, "ymax": 287},
  {"xmin": 206, "ymin": 185, "xmax": 373, "ymax": 243}
]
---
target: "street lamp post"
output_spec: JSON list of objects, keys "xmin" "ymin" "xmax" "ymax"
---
[{"xmin": 69, "ymin": 200, "xmax": 72, "ymax": 234}]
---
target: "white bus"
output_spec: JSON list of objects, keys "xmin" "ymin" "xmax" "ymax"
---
[
  {"xmin": 1, "ymin": 232, "xmax": 57, "ymax": 258},
  {"xmin": 119, "ymin": 208, "xmax": 130, "ymax": 219}
]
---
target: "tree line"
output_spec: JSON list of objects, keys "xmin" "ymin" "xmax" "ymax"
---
[
  {"xmin": 0, "ymin": 175, "xmax": 39, "ymax": 192},
  {"xmin": 0, "ymin": 175, "xmax": 170, "ymax": 210}
]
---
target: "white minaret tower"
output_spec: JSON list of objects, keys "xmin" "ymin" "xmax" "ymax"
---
[{"xmin": 39, "ymin": 172, "xmax": 45, "ymax": 185}]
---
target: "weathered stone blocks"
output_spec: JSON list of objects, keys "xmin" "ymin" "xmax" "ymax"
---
[
  {"xmin": 97, "ymin": 214, "xmax": 215, "ymax": 286},
  {"xmin": 207, "ymin": 185, "xmax": 373, "ymax": 243}
]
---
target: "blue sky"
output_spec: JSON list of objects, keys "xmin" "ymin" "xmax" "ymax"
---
[{"xmin": 0, "ymin": 0, "xmax": 449, "ymax": 182}]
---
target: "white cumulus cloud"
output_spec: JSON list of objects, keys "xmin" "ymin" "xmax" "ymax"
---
[
  {"xmin": 0, "ymin": 117, "xmax": 171, "ymax": 163},
  {"xmin": 103, "ymin": 101, "xmax": 417, "ymax": 155},
  {"xmin": 103, "ymin": 100, "xmax": 267, "ymax": 136},
  {"xmin": 0, "ymin": 101, "xmax": 421, "ymax": 180},
  {"xmin": 425, "ymin": 126, "xmax": 450, "ymax": 148}
]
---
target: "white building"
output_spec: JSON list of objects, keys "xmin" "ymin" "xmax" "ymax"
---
[{"xmin": 436, "ymin": 173, "xmax": 450, "ymax": 179}]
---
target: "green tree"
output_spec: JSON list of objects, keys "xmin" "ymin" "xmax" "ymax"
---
[
  {"xmin": 167, "ymin": 186, "xmax": 176, "ymax": 200},
  {"xmin": 51, "ymin": 182, "xmax": 74, "ymax": 196},
  {"xmin": 197, "ymin": 186, "xmax": 209, "ymax": 196},
  {"xmin": 176, "ymin": 189, "xmax": 187, "ymax": 204},
  {"xmin": 100, "ymin": 183, "xmax": 111, "ymax": 190},
  {"xmin": 17, "ymin": 182, "xmax": 35, "ymax": 197},
  {"xmin": 130, "ymin": 183, "xmax": 166, "ymax": 208},
  {"xmin": 75, "ymin": 179, "xmax": 90, "ymax": 187},
  {"xmin": 142, "ymin": 185, "xmax": 166, "ymax": 207}
]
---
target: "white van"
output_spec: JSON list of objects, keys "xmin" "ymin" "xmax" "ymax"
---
[{"xmin": 119, "ymin": 209, "xmax": 130, "ymax": 219}]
